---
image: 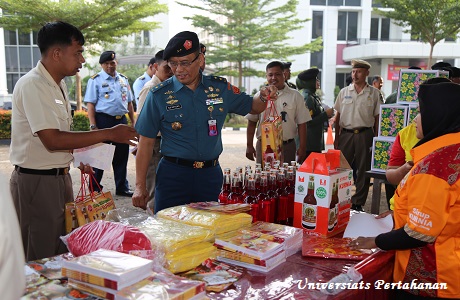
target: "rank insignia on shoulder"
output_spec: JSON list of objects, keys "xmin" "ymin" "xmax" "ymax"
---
[
  {"xmin": 119, "ymin": 73, "xmax": 128, "ymax": 79},
  {"xmin": 139, "ymin": 76, "xmax": 145, "ymax": 80},
  {"xmin": 91, "ymin": 74, "xmax": 99, "ymax": 79}
]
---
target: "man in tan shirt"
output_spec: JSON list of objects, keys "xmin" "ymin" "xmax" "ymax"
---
[
  {"xmin": 334, "ymin": 59, "xmax": 381, "ymax": 211},
  {"xmin": 10, "ymin": 22, "xmax": 137, "ymax": 261},
  {"xmin": 136, "ymin": 50, "xmax": 173, "ymax": 212}
]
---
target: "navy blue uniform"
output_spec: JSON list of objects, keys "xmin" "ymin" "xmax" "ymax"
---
[{"xmin": 136, "ymin": 74, "xmax": 253, "ymax": 212}]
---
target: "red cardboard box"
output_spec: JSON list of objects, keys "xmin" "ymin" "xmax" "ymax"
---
[{"xmin": 294, "ymin": 150, "xmax": 353, "ymax": 237}]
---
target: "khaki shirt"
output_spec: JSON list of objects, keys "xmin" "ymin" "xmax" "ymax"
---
[
  {"xmin": 334, "ymin": 83, "xmax": 381, "ymax": 129},
  {"xmin": 10, "ymin": 61, "xmax": 73, "ymax": 169},
  {"xmin": 246, "ymin": 83, "xmax": 311, "ymax": 140},
  {"xmin": 137, "ymin": 75, "xmax": 161, "ymax": 114}
]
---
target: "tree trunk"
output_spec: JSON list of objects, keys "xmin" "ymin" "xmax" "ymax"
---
[
  {"xmin": 75, "ymin": 72, "xmax": 82, "ymax": 111},
  {"xmin": 428, "ymin": 42, "xmax": 435, "ymax": 70},
  {"xmin": 238, "ymin": 61, "xmax": 243, "ymax": 88}
]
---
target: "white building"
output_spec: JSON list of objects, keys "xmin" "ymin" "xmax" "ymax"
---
[{"xmin": 1, "ymin": 0, "xmax": 460, "ymax": 107}]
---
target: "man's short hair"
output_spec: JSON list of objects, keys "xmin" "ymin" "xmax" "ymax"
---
[
  {"xmin": 37, "ymin": 21, "xmax": 85, "ymax": 55},
  {"xmin": 266, "ymin": 61, "xmax": 285, "ymax": 71},
  {"xmin": 155, "ymin": 50, "xmax": 165, "ymax": 63},
  {"xmin": 148, "ymin": 57, "xmax": 156, "ymax": 66},
  {"xmin": 372, "ymin": 75, "xmax": 382, "ymax": 83}
]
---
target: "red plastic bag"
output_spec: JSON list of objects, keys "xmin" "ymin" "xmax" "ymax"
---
[{"xmin": 62, "ymin": 220, "xmax": 152, "ymax": 257}]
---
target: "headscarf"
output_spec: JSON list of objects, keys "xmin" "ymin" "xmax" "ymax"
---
[{"xmin": 415, "ymin": 77, "xmax": 460, "ymax": 147}]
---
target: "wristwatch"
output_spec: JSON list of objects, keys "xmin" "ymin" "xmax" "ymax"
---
[{"xmin": 90, "ymin": 124, "xmax": 97, "ymax": 130}]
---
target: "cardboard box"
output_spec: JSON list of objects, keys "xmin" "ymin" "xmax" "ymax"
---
[
  {"xmin": 371, "ymin": 137, "xmax": 395, "ymax": 172},
  {"xmin": 378, "ymin": 104, "xmax": 408, "ymax": 137},
  {"xmin": 260, "ymin": 101, "xmax": 283, "ymax": 168},
  {"xmin": 294, "ymin": 150, "xmax": 353, "ymax": 237},
  {"xmin": 397, "ymin": 69, "xmax": 449, "ymax": 103},
  {"xmin": 406, "ymin": 103, "xmax": 419, "ymax": 126}
]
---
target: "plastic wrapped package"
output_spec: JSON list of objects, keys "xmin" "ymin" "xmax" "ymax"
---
[
  {"xmin": 166, "ymin": 242, "xmax": 216, "ymax": 274},
  {"xmin": 157, "ymin": 205, "xmax": 252, "ymax": 235},
  {"xmin": 302, "ymin": 235, "xmax": 373, "ymax": 261},
  {"xmin": 61, "ymin": 220, "xmax": 152, "ymax": 257}
]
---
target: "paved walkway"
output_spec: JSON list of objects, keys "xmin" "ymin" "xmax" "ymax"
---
[{"xmin": 0, "ymin": 131, "xmax": 390, "ymax": 214}]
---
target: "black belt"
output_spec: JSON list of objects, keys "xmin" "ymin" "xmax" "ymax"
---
[
  {"xmin": 164, "ymin": 156, "xmax": 219, "ymax": 169},
  {"xmin": 342, "ymin": 127, "xmax": 371, "ymax": 134},
  {"xmin": 96, "ymin": 112, "xmax": 125, "ymax": 120},
  {"xmin": 15, "ymin": 165, "xmax": 69, "ymax": 175},
  {"xmin": 283, "ymin": 139, "xmax": 294, "ymax": 145}
]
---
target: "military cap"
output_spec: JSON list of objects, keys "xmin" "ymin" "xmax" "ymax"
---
[
  {"xmin": 99, "ymin": 51, "xmax": 116, "ymax": 64},
  {"xmin": 284, "ymin": 62, "xmax": 292, "ymax": 69},
  {"xmin": 298, "ymin": 68, "xmax": 319, "ymax": 82},
  {"xmin": 431, "ymin": 61, "xmax": 451, "ymax": 70},
  {"xmin": 163, "ymin": 31, "xmax": 199, "ymax": 60},
  {"xmin": 351, "ymin": 59, "xmax": 371, "ymax": 69},
  {"xmin": 148, "ymin": 57, "xmax": 156, "ymax": 65}
]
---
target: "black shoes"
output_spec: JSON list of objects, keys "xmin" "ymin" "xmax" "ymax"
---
[
  {"xmin": 116, "ymin": 190, "xmax": 134, "ymax": 197},
  {"xmin": 351, "ymin": 204, "xmax": 364, "ymax": 212}
]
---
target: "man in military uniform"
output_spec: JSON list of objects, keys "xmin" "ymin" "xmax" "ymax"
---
[
  {"xmin": 296, "ymin": 68, "xmax": 334, "ymax": 157},
  {"xmin": 246, "ymin": 61, "xmax": 310, "ymax": 165},
  {"xmin": 132, "ymin": 31, "xmax": 277, "ymax": 213},
  {"xmin": 132, "ymin": 57, "xmax": 156, "ymax": 109},
  {"xmin": 84, "ymin": 51, "xmax": 136, "ymax": 197},
  {"xmin": 283, "ymin": 62, "xmax": 297, "ymax": 89},
  {"xmin": 136, "ymin": 50, "xmax": 173, "ymax": 213},
  {"xmin": 334, "ymin": 59, "xmax": 381, "ymax": 211}
]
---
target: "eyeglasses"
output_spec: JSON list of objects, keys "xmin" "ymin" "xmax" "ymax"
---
[{"xmin": 168, "ymin": 54, "xmax": 200, "ymax": 68}]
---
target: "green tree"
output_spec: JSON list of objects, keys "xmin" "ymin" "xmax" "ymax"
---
[
  {"xmin": 375, "ymin": 0, "xmax": 460, "ymax": 67},
  {"xmin": 0, "ymin": 0, "xmax": 168, "ymax": 108},
  {"xmin": 177, "ymin": 0, "xmax": 322, "ymax": 87}
]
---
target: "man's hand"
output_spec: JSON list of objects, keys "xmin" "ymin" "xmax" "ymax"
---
[
  {"xmin": 132, "ymin": 187, "xmax": 148, "ymax": 210},
  {"xmin": 260, "ymin": 85, "xmax": 278, "ymax": 101},
  {"xmin": 348, "ymin": 237, "xmax": 377, "ymax": 250},
  {"xmin": 296, "ymin": 148, "xmax": 306, "ymax": 164},
  {"xmin": 78, "ymin": 162, "xmax": 94, "ymax": 175},
  {"xmin": 109, "ymin": 125, "xmax": 138, "ymax": 146},
  {"xmin": 326, "ymin": 108, "xmax": 334, "ymax": 118},
  {"xmin": 246, "ymin": 145, "xmax": 257, "ymax": 161}
]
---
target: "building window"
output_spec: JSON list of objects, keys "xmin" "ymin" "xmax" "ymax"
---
[
  {"xmin": 336, "ymin": 72, "xmax": 351, "ymax": 90},
  {"xmin": 370, "ymin": 17, "xmax": 390, "ymax": 41},
  {"xmin": 372, "ymin": 0, "xmax": 382, "ymax": 7},
  {"xmin": 143, "ymin": 30, "xmax": 150, "ymax": 46},
  {"xmin": 337, "ymin": 11, "xmax": 358, "ymax": 42},
  {"xmin": 311, "ymin": 49, "xmax": 323, "ymax": 69},
  {"xmin": 4, "ymin": 29, "xmax": 39, "ymax": 93},
  {"xmin": 310, "ymin": 0, "xmax": 360, "ymax": 5},
  {"xmin": 312, "ymin": 11, "xmax": 323, "ymax": 39}
]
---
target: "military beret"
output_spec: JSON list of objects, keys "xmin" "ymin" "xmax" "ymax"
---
[
  {"xmin": 99, "ymin": 51, "xmax": 116, "ymax": 64},
  {"xmin": 148, "ymin": 57, "xmax": 156, "ymax": 65},
  {"xmin": 298, "ymin": 68, "xmax": 319, "ymax": 82},
  {"xmin": 431, "ymin": 61, "xmax": 451, "ymax": 70},
  {"xmin": 351, "ymin": 59, "xmax": 371, "ymax": 69},
  {"xmin": 284, "ymin": 62, "xmax": 292, "ymax": 69},
  {"xmin": 163, "ymin": 31, "xmax": 199, "ymax": 60}
]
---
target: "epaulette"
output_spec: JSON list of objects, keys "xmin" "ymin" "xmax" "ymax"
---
[
  {"xmin": 118, "ymin": 73, "xmax": 128, "ymax": 79},
  {"xmin": 138, "ymin": 76, "xmax": 145, "ymax": 80},
  {"xmin": 90, "ymin": 74, "xmax": 99, "ymax": 79},
  {"xmin": 207, "ymin": 75, "xmax": 227, "ymax": 83},
  {"xmin": 152, "ymin": 78, "xmax": 173, "ymax": 93}
]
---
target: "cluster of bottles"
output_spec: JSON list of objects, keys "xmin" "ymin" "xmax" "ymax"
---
[
  {"xmin": 302, "ymin": 176, "xmax": 340, "ymax": 232},
  {"xmin": 218, "ymin": 161, "xmax": 299, "ymax": 225}
]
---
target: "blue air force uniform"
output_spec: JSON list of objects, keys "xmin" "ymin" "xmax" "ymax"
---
[
  {"xmin": 136, "ymin": 74, "xmax": 253, "ymax": 212},
  {"xmin": 133, "ymin": 72, "xmax": 152, "ymax": 106},
  {"xmin": 84, "ymin": 67, "xmax": 134, "ymax": 193}
]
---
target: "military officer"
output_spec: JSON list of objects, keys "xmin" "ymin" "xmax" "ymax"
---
[
  {"xmin": 84, "ymin": 51, "xmax": 136, "ymax": 197},
  {"xmin": 283, "ymin": 62, "xmax": 297, "ymax": 89},
  {"xmin": 132, "ymin": 31, "xmax": 277, "ymax": 213},
  {"xmin": 334, "ymin": 59, "xmax": 381, "ymax": 211},
  {"xmin": 132, "ymin": 57, "xmax": 156, "ymax": 108}
]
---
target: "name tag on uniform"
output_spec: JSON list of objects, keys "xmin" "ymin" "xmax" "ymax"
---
[
  {"xmin": 166, "ymin": 104, "xmax": 182, "ymax": 111},
  {"xmin": 55, "ymin": 99, "xmax": 64, "ymax": 105},
  {"xmin": 344, "ymin": 96, "xmax": 352, "ymax": 99}
]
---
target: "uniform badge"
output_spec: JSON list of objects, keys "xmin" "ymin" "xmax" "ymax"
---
[
  {"xmin": 165, "ymin": 90, "xmax": 173, "ymax": 95},
  {"xmin": 219, "ymin": 107, "xmax": 224, "ymax": 112},
  {"xmin": 209, "ymin": 86, "xmax": 214, "ymax": 92},
  {"xmin": 104, "ymin": 93, "xmax": 109, "ymax": 99},
  {"xmin": 166, "ymin": 99, "xmax": 178, "ymax": 105},
  {"xmin": 172, "ymin": 122, "xmax": 182, "ymax": 130},
  {"xmin": 184, "ymin": 40, "xmax": 192, "ymax": 50}
]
